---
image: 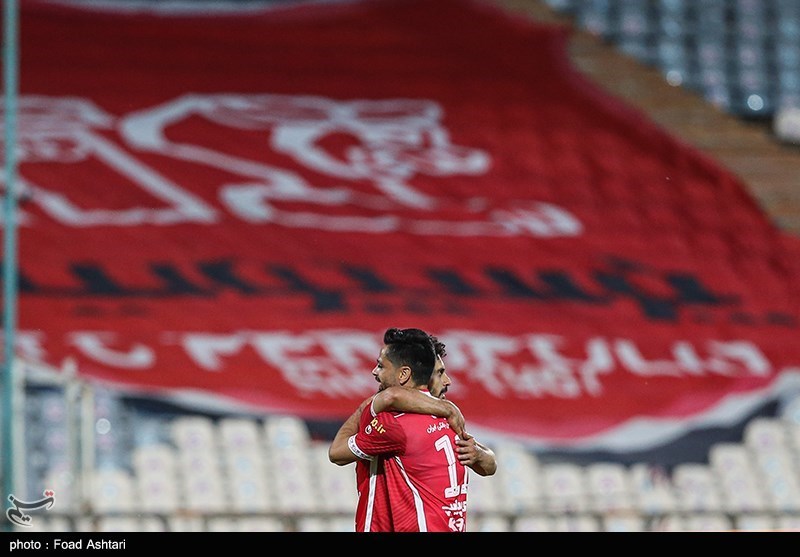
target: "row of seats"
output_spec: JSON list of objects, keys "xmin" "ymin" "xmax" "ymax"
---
[
  {"xmin": 543, "ymin": 0, "xmax": 800, "ymax": 119},
  {"xmin": 23, "ymin": 410, "xmax": 800, "ymax": 531},
  {"xmin": 470, "ymin": 416, "xmax": 800, "ymax": 517},
  {"xmin": 39, "ymin": 415, "xmax": 358, "ymax": 517}
]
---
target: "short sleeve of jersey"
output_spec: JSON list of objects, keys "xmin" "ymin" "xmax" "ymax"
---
[{"xmin": 348, "ymin": 398, "xmax": 407, "ymax": 460}]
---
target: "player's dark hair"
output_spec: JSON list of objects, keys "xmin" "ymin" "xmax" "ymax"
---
[
  {"xmin": 429, "ymin": 334, "xmax": 446, "ymax": 359},
  {"xmin": 383, "ymin": 327, "xmax": 436, "ymax": 386}
]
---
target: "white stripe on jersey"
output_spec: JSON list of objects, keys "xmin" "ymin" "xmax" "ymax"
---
[{"xmin": 392, "ymin": 455, "xmax": 428, "ymax": 532}]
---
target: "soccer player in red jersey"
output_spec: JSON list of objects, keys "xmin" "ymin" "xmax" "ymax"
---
[{"xmin": 329, "ymin": 327, "xmax": 495, "ymax": 532}]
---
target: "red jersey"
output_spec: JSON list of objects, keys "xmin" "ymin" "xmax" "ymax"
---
[{"xmin": 348, "ymin": 393, "xmax": 469, "ymax": 532}]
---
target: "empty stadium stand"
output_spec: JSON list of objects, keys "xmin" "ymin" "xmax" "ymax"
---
[{"xmin": 14, "ymin": 361, "xmax": 800, "ymax": 532}]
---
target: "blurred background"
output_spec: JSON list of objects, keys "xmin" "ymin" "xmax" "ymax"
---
[{"xmin": 4, "ymin": 0, "xmax": 800, "ymax": 532}]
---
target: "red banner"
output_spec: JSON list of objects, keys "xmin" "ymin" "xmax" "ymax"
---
[{"xmin": 7, "ymin": 0, "xmax": 800, "ymax": 452}]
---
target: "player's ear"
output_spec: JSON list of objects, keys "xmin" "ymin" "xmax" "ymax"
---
[{"xmin": 399, "ymin": 366, "xmax": 412, "ymax": 385}]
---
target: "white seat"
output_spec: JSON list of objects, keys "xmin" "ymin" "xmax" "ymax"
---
[
  {"xmin": 628, "ymin": 463, "xmax": 678, "ymax": 514},
  {"xmin": 181, "ymin": 472, "xmax": 228, "ymax": 512},
  {"xmin": 709, "ymin": 442, "xmax": 753, "ymax": 475},
  {"xmin": 264, "ymin": 415, "xmax": 311, "ymax": 450},
  {"xmin": 268, "ymin": 445, "xmax": 318, "ymax": 513},
  {"xmin": 671, "ymin": 463, "xmax": 724, "ymax": 513},
  {"xmin": 751, "ymin": 448, "xmax": 800, "ymax": 512},
  {"xmin": 218, "ymin": 417, "xmax": 263, "ymax": 453},
  {"xmin": 171, "ymin": 415, "xmax": 218, "ymax": 453},
  {"xmin": 493, "ymin": 443, "xmax": 543, "ymax": 513},
  {"xmin": 743, "ymin": 416, "xmax": 791, "ymax": 454},
  {"xmin": 227, "ymin": 474, "xmax": 273, "ymax": 512},
  {"xmin": 709, "ymin": 443, "xmax": 769, "ymax": 513},
  {"xmin": 542, "ymin": 462, "xmax": 590, "ymax": 513},
  {"xmin": 90, "ymin": 468, "xmax": 137, "ymax": 513},
  {"xmin": 222, "ymin": 446, "xmax": 274, "ymax": 512},
  {"xmin": 131, "ymin": 443, "xmax": 178, "ymax": 480},
  {"xmin": 135, "ymin": 473, "xmax": 181, "ymax": 513},
  {"xmin": 308, "ymin": 442, "xmax": 357, "ymax": 513},
  {"xmin": 467, "ymin": 472, "xmax": 505, "ymax": 513},
  {"xmin": 584, "ymin": 462, "xmax": 635, "ymax": 513},
  {"xmin": 175, "ymin": 443, "xmax": 228, "ymax": 512}
]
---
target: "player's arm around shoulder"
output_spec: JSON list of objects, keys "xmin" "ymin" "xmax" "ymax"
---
[{"xmin": 373, "ymin": 386, "xmax": 466, "ymax": 438}]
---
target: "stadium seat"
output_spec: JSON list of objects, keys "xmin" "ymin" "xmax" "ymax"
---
[
  {"xmin": 135, "ymin": 471, "xmax": 181, "ymax": 513},
  {"xmin": 709, "ymin": 442, "xmax": 769, "ymax": 513},
  {"xmin": 466, "ymin": 471, "xmax": 505, "ymax": 514},
  {"xmin": 131, "ymin": 443, "xmax": 177, "ymax": 479},
  {"xmin": 492, "ymin": 443, "xmax": 543, "ymax": 513},
  {"xmin": 750, "ymin": 448, "xmax": 800, "ymax": 512},
  {"xmin": 628, "ymin": 462, "xmax": 679, "ymax": 515},
  {"xmin": 743, "ymin": 416, "xmax": 792, "ymax": 454},
  {"xmin": 541, "ymin": 462, "xmax": 590, "ymax": 513},
  {"xmin": 226, "ymin": 470, "xmax": 274, "ymax": 513},
  {"xmin": 584, "ymin": 461, "xmax": 635, "ymax": 513},
  {"xmin": 218, "ymin": 416, "xmax": 264, "ymax": 453},
  {"xmin": 89, "ymin": 468, "xmax": 137, "ymax": 513},
  {"xmin": 218, "ymin": 419, "xmax": 276, "ymax": 513},
  {"xmin": 268, "ymin": 446, "xmax": 319, "ymax": 513},
  {"xmin": 264, "ymin": 415, "xmax": 311, "ymax": 450},
  {"xmin": 671, "ymin": 463, "xmax": 724, "ymax": 513},
  {"xmin": 308, "ymin": 442, "xmax": 357, "ymax": 513},
  {"xmin": 171, "ymin": 415, "xmax": 218, "ymax": 453}
]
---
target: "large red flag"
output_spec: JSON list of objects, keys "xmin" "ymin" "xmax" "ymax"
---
[{"xmin": 7, "ymin": 0, "xmax": 800, "ymax": 453}]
